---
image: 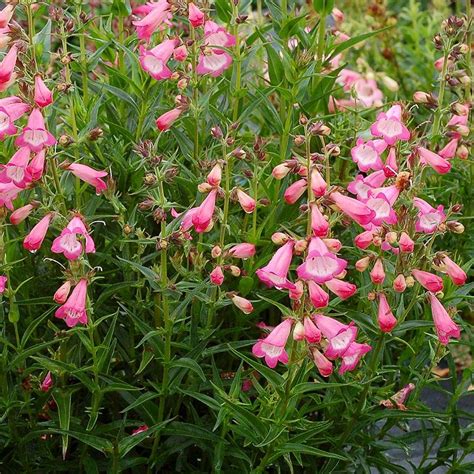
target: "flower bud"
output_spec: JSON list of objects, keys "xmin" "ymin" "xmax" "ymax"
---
[
  {"xmin": 272, "ymin": 163, "xmax": 290, "ymax": 180},
  {"xmin": 413, "ymin": 91, "xmax": 431, "ymax": 103},
  {"xmin": 355, "ymin": 256, "xmax": 370, "ymax": 272},
  {"xmin": 211, "ymin": 245, "xmax": 222, "ymax": 258},
  {"xmin": 322, "ymin": 239, "xmax": 342, "ymax": 253},
  {"xmin": 88, "ymin": 127, "xmax": 103, "ymax": 141},
  {"xmin": 385, "ymin": 231, "xmax": 397, "ymax": 245},
  {"xmin": 393, "ymin": 274, "xmax": 407, "ymax": 293},
  {"xmin": 367, "ymin": 291, "xmax": 377, "ymax": 301},
  {"xmin": 293, "ymin": 321, "xmax": 305, "ymax": 341},
  {"xmin": 229, "ymin": 265, "xmax": 241, "ymax": 277},
  {"xmin": 382, "ymin": 75, "xmax": 399, "ymax": 92},
  {"xmin": 405, "ymin": 275, "xmax": 415, "ymax": 287},
  {"xmin": 451, "ymin": 102, "xmax": 470, "ymax": 116},
  {"xmin": 293, "ymin": 135, "xmax": 305, "ymax": 146},
  {"xmin": 294, "ymin": 239, "xmax": 307, "ymax": 255},
  {"xmin": 211, "ymin": 126, "xmax": 223, "ymax": 139},
  {"xmin": 271, "ymin": 232, "xmax": 289, "ymax": 245},
  {"xmin": 138, "ymin": 198, "xmax": 155, "ymax": 211},
  {"xmin": 455, "ymin": 144, "xmax": 468, "ymax": 160},
  {"xmin": 197, "ymin": 182, "xmax": 213, "ymax": 193},
  {"xmin": 447, "ymin": 221, "xmax": 464, "ymax": 233}
]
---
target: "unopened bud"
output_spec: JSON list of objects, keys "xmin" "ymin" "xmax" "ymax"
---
[
  {"xmin": 451, "ymin": 203, "xmax": 463, "ymax": 213},
  {"xmin": 197, "ymin": 182, "xmax": 213, "ymax": 193},
  {"xmin": 229, "ymin": 265, "xmax": 241, "ymax": 277},
  {"xmin": 385, "ymin": 231, "xmax": 397, "ymax": 244},
  {"xmin": 144, "ymin": 173, "xmax": 157, "ymax": 186},
  {"xmin": 58, "ymin": 135, "xmax": 73, "ymax": 147},
  {"xmin": 231, "ymin": 148, "xmax": 246, "ymax": 159},
  {"xmin": 382, "ymin": 75, "xmax": 399, "ymax": 92},
  {"xmin": 294, "ymin": 239, "xmax": 307, "ymax": 255},
  {"xmin": 88, "ymin": 127, "xmax": 103, "ymax": 141},
  {"xmin": 123, "ymin": 224, "xmax": 133, "ymax": 235},
  {"xmin": 271, "ymin": 232, "xmax": 289, "ymax": 245},
  {"xmin": 294, "ymin": 135, "xmax": 305, "ymax": 146},
  {"xmin": 310, "ymin": 122, "xmax": 331, "ymax": 136},
  {"xmin": 455, "ymin": 144, "xmax": 468, "ymax": 160},
  {"xmin": 355, "ymin": 256, "xmax": 370, "ymax": 272},
  {"xmin": 138, "ymin": 198, "xmax": 155, "ymax": 211},
  {"xmin": 299, "ymin": 114, "xmax": 308, "ymax": 125},
  {"xmin": 451, "ymin": 102, "xmax": 470, "ymax": 116},
  {"xmin": 447, "ymin": 221, "xmax": 464, "ymax": 233},
  {"xmin": 405, "ymin": 276, "xmax": 415, "ymax": 287},
  {"xmin": 211, "ymin": 126, "xmax": 223, "ymax": 139},
  {"xmin": 177, "ymin": 78, "xmax": 189, "ymax": 90},
  {"xmin": 413, "ymin": 91, "xmax": 431, "ymax": 104},
  {"xmin": 293, "ymin": 321, "xmax": 305, "ymax": 341},
  {"xmin": 367, "ymin": 291, "xmax": 377, "ymax": 301},
  {"xmin": 323, "ymin": 143, "xmax": 340, "ymax": 156}
]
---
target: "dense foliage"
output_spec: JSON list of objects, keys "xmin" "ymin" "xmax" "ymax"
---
[{"xmin": 0, "ymin": 0, "xmax": 472, "ymax": 472}]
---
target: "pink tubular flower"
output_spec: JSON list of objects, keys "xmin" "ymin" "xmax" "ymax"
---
[
  {"xmin": 0, "ymin": 45, "xmax": 17, "ymax": 89},
  {"xmin": 0, "ymin": 96, "xmax": 30, "ymax": 140},
  {"xmin": 228, "ymin": 243, "xmax": 256, "ymax": 259},
  {"xmin": 370, "ymin": 259, "xmax": 385, "ymax": 285},
  {"xmin": 67, "ymin": 163, "xmax": 107, "ymax": 194},
  {"xmin": 313, "ymin": 314, "xmax": 357, "ymax": 359},
  {"xmin": 311, "ymin": 204, "xmax": 329, "ymax": 237},
  {"xmin": 28, "ymin": 150, "xmax": 46, "ymax": 181},
  {"xmin": 230, "ymin": 294, "xmax": 253, "ymax": 314},
  {"xmin": 377, "ymin": 293, "xmax": 397, "ymax": 332},
  {"xmin": 438, "ymin": 139, "xmax": 458, "ymax": 159},
  {"xmin": 354, "ymin": 229, "xmax": 376, "ymax": 249},
  {"xmin": 156, "ymin": 107, "xmax": 183, "ymax": 131},
  {"xmin": 428, "ymin": 293, "xmax": 460, "ymax": 345},
  {"xmin": 308, "ymin": 280, "xmax": 329, "ymax": 308},
  {"xmin": 207, "ymin": 163, "xmax": 222, "ymax": 186},
  {"xmin": 132, "ymin": 425, "xmax": 149, "ymax": 436},
  {"xmin": 330, "ymin": 192, "xmax": 375, "ymax": 226},
  {"xmin": 188, "ymin": 2, "xmax": 205, "ymax": 27},
  {"xmin": 311, "ymin": 169, "xmax": 327, "ymax": 197},
  {"xmin": 0, "ymin": 4, "xmax": 14, "ymax": 29},
  {"xmin": 304, "ymin": 317, "xmax": 321, "ymax": 343},
  {"xmin": 55, "ymin": 279, "xmax": 88, "ymax": 328},
  {"xmin": 0, "ymin": 182, "xmax": 22, "ymax": 210},
  {"xmin": 210, "ymin": 266, "xmax": 224, "ymax": 286},
  {"xmin": 132, "ymin": 0, "xmax": 170, "ymax": 41},
  {"xmin": 23, "ymin": 213, "xmax": 52, "ymax": 253},
  {"xmin": 51, "ymin": 216, "xmax": 96, "ymax": 260},
  {"xmin": 412, "ymin": 269, "xmax": 443, "ymax": 293},
  {"xmin": 139, "ymin": 39, "xmax": 177, "ymax": 80},
  {"xmin": 252, "ymin": 319, "xmax": 293, "ymax": 368},
  {"xmin": 236, "ymin": 189, "xmax": 256, "ymax": 214},
  {"xmin": 323, "ymin": 238, "xmax": 342, "ymax": 253},
  {"xmin": 351, "ymin": 138, "xmax": 386, "ymax": 172},
  {"xmin": 173, "ymin": 45, "xmax": 188, "ymax": 62},
  {"xmin": 413, "ymin": 198, "xmax": 446, "ymax": 234},
  {"xmin": 34, "ymin": 76, "xmax": 53, "ymax": 108},
  {"xmin": 339, "ymin": 342, "xmax": 372, "ymax": 375},
  {"xmin": 0, "ymin": 274, "xmax": 6, "ymax": 293},
  {"xmin": 54, "ymin": 281, "xmax": 72, "ymax": 304},
  {"xmin": 399, "ymin": 232, "xmax": 414, "ymax": 253},
  {"xmin": 363, "ymin": 191, "xmax": 397, "ymax": 226},
  {"xmin": 192, "ymin": 189, "xmax": 217, "ymax": 233},
  {"xmin": 10, "ymin": 202, "xmax": 36, "ymax": 225},
  {"xmin": 289, "ymin": 280, "xmax": 304, "ymax": 300},
  {"xmin": 384, "ymin": 147, "xmax": 398, "ymax": 177},
  {"xmin": 284, "ymin": 178, "xmax": 307, "ymax": 204},
  {"xmin": 393, "ymin": 274, "xmax": 407, "ymax": 293},
  {"xmin": 15, "ymin": 109, "xmax": 56, "ymax": 152},
  {"xmin": 256, "ymin": 240, "xmax": 295, "ymax": 290},
  {"xmin": 353, "ymin": 77, "xmax": 383, "ymax": 107},
  {"xmin": 440, "ymin": 256, "xmax": 466, "ymax": 286},
  {"xmin": 0, "ymin": 147, "xmax": 32, "ymax": 188},
  {"xmin": 348, "ymin": 171, "xmax": 387, "ymax": 200},
  {"xmin": 380, "ymin": 383, "xmax": 415, "ymax": 410},
  {"xmin": 370, "ymin": 105, "xmax": 410, "ymax": 146},
  {"xmin": 311, "ymin": 347, "xmax": 333, "ymax": 377},
  {"xmin": 325, "ymin": 278, "xmax": 357, "ymax": 300},
  {"xmin": 418, "ymin": 146, "xmax": 451, "ymax": 174},
  {"xmin": 40, "ymin": 371, "xmax": 53, "ymax": 392}
]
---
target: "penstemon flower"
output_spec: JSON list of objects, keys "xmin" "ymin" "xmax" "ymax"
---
[{"xmin": 55, "ymin": 279, "xmax": 89, "ymax": 328}]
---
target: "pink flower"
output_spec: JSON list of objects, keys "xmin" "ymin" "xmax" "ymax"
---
[
  {"xmin": 412, "ymin": 269, "xmax": 443, "ymax": 293},
  {"xmin": 308, "ymin": 281, "xmax": 329, "ymax": 308},
  {"xmin": 347, "ymin": 170, "xmax": 386, "ymax": 199},
  {"xmin": 28, "ymin": 150, "xmax": 46, "ymax": 181},
  {"xmin": 399, "ymin": 232, "xmax": 414, "ymax": 253},
  {"xmin": 230, "ymin": 294, "xmax": 253, "ymax": 314},
  {"xmin": 0, "ymin": 274, "xmax": 6, "ymax": 293},
  {"xmin": 197, "ymin": 51, "xmax": 233, "ymax": 77},
  {"xmin": 51, "ymin": 216, "xmax": 95, "ymax": 260},
  {"xmin": 377, "ymin": 293, "xmax": 397, "ymax": 332},
  {"xmin": 289, "ymin": 280, "xmax": 304, "ymax": 300},
  {"xmin": 0, "ymin": 45, "xmax": 17, "ymax": 88},
  {"xmin": 370, "ymin": 259, "xmax": 385, "ymax": 285},
  {"xmin": 40, "ymin": 371, "xmax": 53, "ymax": 392},
  {"xmin": 132, "ymin": 0, "xmax": 170, "ymax": 41},
  {"xmin": 228, "ymin": 243, "xmax": 256, "ymax": 259},
  {"xmin": 351, "ymin": 138, "xmax": 386, "ymax": 172},
  {"xmin": 418, "ymin": 146, "xmax": 451, "ymax": 174},
  {"xmin": 440, "ymin": 256, "xmax": 467, "ymax": 286},
  {"xmin": 54, "ymin": 281, "xmax": 72, "ymax": 304},
  {"xmin": 236, "ymin": 189, "xmax": 256, "ymax": 214},
  {"xmin": 339, "ymin": 342, "xmax": 371, "ymax": 375},
  {"xmin": 330, "ymin": 192, "xmax": 375, "ymax": 226},
  {"xmin": 303, "ymin": 317, "xmax": 321, "ymax": 343},
  {"xmin": 272, "ymin": 163, "xmax": 291, "ymax": 180},
  {"xmin": 10, "ymin": 202, "xmax": 36, "ymax": 225},
  {"xmin": 206, "ymin": 163, "xmax": 221, "ymax": 186},
  {"xmin": 310, "ymin": 169, "xmax": 327, "ymax": 196},
  {"xmin": 0, "ymin": 96, "xmax": 30, "ymax": 140},
  {"xmin": 173, "ymin": 45, "xmax": 188, "ymax": 62},
  {"xmin": 210, "ymin": 266, "xmax": 224, "ymax": 286},
  {"xmin": 284, "ymin": 179, "xmax": 307, "ymax": 204},
  {"xmin": 192, "ymin": 189, "xmax": 217, "ymax": 233},
  {"xmin": 23, "ymin": 213, "xmax": 52, "ymax": 253},
  {"xmin": 313, "ymin": 314, "xmax": 357, "ymax": 359},
  {"xmin": 311, "ymin": 204, "xmax": 329, "ymax": 237},
  {"xmin": 325, "ymin": 278, "xmax": 357, "ymax": 300},
  {"xmin": 413, "ymin": 197, "xmax": 445, "ymax": 234},
  {"xmin": 393, "ymin": 274, "xmax": 407, "ymax": 293},
  {"xmin": 188, "ymin": 2, "xmax": 205, "ymax": 27},
  {"xmin": 380, "ymin": 383, "xmax": 415, "ymax": 410},
  {"xmin": 0, "ymin": 181, "xmax": 22, "ymax": 210},
  {"xmin": 156, "ymin": 107, "xmax": 183, "ymax": 131},
  {"xmin": 55, "ymin": 279, "xmax": 88, "ymax": 328},
  {"xmin": 256, "ymin": 240, "xmax": 295, "ymax": 290},
  {"xmin": 353, "ymin": 77, "xmax": 383, "ymax": 107},
  {"xmin": 34, "ymin": 76, "xmax": 53, "ymax": 108},
  {"xmin": 354, "ymin": 229, "xmax": 376, "ymax": 249},
  {"xmin": 139, "ymin": 39, "xmax": 177, "ymax": 80},
  {"xmin": 362, "ymin": 191, "xmax": 397, "ymax": 226},
  {"xmin": 67, "ymin": 163, "xmax": 108, "ymax": 194},
  {"xmin": 132, "ymin": 425, "xmax": 149, "ymax": 436},
  {"xmin": 15, "ymin": 109, "xmax": 56, "ymax": 152},
  {"xmin": 311, "ymin": 347, "xmax": 333, "ymax": 377},
  {"xmin": 370, "ymin": 105, "xmax": 410, "ymax": 146},
  {"xmin": 0, "ymin": 4, "xmax": 14, "ymax": 29},
  {"xmin": 428, "ymin": 293, "xmax": 460, "ymax": 345},
  {"xmin": 384, "ymin": 147, "xmax": 398, "ymax": 177},
  {"xmin": 323, "ymin": 238, "xmax": 342, "ymax": 253},
  {"xmin": 438, "ymin": 139, "xmax": 458, "ymax": 159},
  {"xmin": 0, "ymin": 147, "xmax": 32, "ymax": 188},
  {"xmin": 252, "ymin": 319, "xmax": 293, "ymax": 368}
]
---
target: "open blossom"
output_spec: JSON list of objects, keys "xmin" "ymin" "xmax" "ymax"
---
[
  {"xmin": 230, "ymin": 294, "xmax": 253, "ymax": 314},
  {"xmin": 377, "ymin": 293, "xmax": 397, "ymax": 332},
  {"xmin": 330, "ymin": 192, "xmax": 375, "ymax": 226},
  {"xmin": 23, "ymin": 213, "xmax": 53, "ymax": 253},
  {"xmin": 51, "ymin": 216, "xmax": 96, "ymax": 260},
  {"xmin": 54, "ymin": 281, "xmax": 72, "ymax": 304},
  {"xmin": 440, "ymin": 256, "xmax": 467, "ymax": 286},
  {"xmin": 210, "ymin": 266, "xmax": 224, "ymax": 286},
  {"xmin": 284, "ymin": 179, "xmax": 307, "ymax": 204},
  {"xmin": 68, "ymin": 163, "xmax": 108, "ymax": 194},
  {"xmin": 0, "ymin": 4, "xmax": 14, "ymax": 29},
  {"xmin": 311, "ymin": 347, "xmax": 333, "ymax": 377},
  {"xmin": 370, "ymin": 105, "xmax": 410, "ymax": 146},
  {"xmin": 236, "ymin": 189, "xmax": 256, "ymax": 214},
  {"xmin": 428, "ymin": 293, "xmax": 460, "ymax": 345},
  {"xmin": 339, "ymin": 342, "xmax": 372, "ymax": 375},
  {"xmin": 55, "ymin": 279, "xmax": 89, "ymax": 328},
  {"xmin": 347, "ymin": 170, "xmax": 386, "ymax": 199},
  {"xmin": 351, "ymin": 138, "xmax": 386, "ymax": 172},
  {"xmin": 252, "ymin": 319, "xmax": 293, "ymax": 368},
  {"xmin": 256, "ymin": 240, "xmax": 295, "ymax": 290},
  {"xmin": 132, "ymin": 0, "xmax": 170, "ymax": 41},
  {"xmin": 40, "ymin": 371, "xmax": 53, "ymax": 392},
  {"xmin": 362, "ymin": 191, "xmax": 397, "ymax": 226},
  {"xmin": 0, "ymin": 96, "xmax": 30, "ymax": 141},
  {"xmin": 418, "ymin": 146, "xmax": 451, "ymax": 174},
  {"xmin": 34, "ymin": 76, "xmax": 53, "ymax": 108},
  {"xmin": 139, "ymin": 39, "xmax": 177, "ymax": 80},
  {"xmin": 0, "ymin": 147, "xmax": 32, "ymax": 188},
  {"xmin": 411, "ymin": 269, "xmax": 443, "ymax": 293},
  {"xmin": 325, "ymin": 278, "xmax": 356, "ymax": 299},
  {"xmin": 313, "ymin": 314, "xmax": 357, "ymax": 359},
  {"xmin": 188, "ymin": 2, "xmax": 205, "ymax": 27},
  {"xmin": 228, "ymin": 243, "xmax": 255, "ymax": 259},
  {"xmin": 413, "ymin": 197, "xmax": 445, "ymax": 234},
  {"xmin": 10, "ymin": 202, "xmax": 36, "ymax": 225},
  {"xmin": 0, "ymin": 181, "xmax": 22, "ymax": 210},
  {"xmin": 15, "ymin": 109, "xmax": 56, "ymax": 152},
  {"xmin": 156, "ymin": 107, "xmax": 183, "ymax": 131},
  {"xmin": 192, "ymin": 189, "xmax": 217, "ymax": 233}
]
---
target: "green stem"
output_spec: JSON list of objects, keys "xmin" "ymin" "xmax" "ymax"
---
[
  {"xmin": 232, "ymin": 1, "xmax": 242, "ymax": 122},
  {"xmin": 465, "ymin": 0, "xmax": 472, "ymax": 102},
  {"xmin": 306, "ymin": 130, "xmax": 313, "ymax": 236},
  {"xmin": 190, "ymin": 27, "xmax": 199, "ymax": 162},
  {"xmin": 26, "ymin": 3, "xmax": 37, "ymax": 72},
  {"xmin": 78, "ymin": 22, "xmax": 89, "ymax": 106},
  {"xmin": 431, "ymin": 48, "xmax": 449, "ymax": 137}
]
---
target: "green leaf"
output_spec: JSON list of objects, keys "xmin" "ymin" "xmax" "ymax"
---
[{"xmin": 52, "ymin": 390, "xmax": 72, "ymax": 460}]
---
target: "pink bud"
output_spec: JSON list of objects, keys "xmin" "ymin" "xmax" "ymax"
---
[
  {"xmin": 370, "ymin": 259, "xmax": 385, "ymax": 285},
  {"xmin": 236, "ymin": 189, "xmax": 256, "ymax": 214},
  {"xmin": 293, "ymin": 321, "xmax": 305, "ymax": 341},
  {"xmin": 440, "ymin": 256, "xmax": 466, "ymax": 286},
  {"xmin": 188, "ymin": 2, "xmax": 205, "ymax": 27},
  {"xmin": 271, "ymin": 232, "xmax": 289, "ymax": 245},
  {"xmin": 40, "ymin": 371, "xmax": 53, "ymax": 392},
  {"xmin": 173, "ymin": 45, "xmax": 188, "ymax": 62},
  {"xmin": 34, "ymin": 76, "xmax": 53, "ymax": 108},
  {"xmin": 210, "ymin": 266, "xmax": 224, "ymax": 286},
  {"xmin": 228, "ymin": 243, "xmax": 256, "ymax": 259},
  {"xmin": 207, "ymin": 163, "xmax": 222, "ymax": 186},
  {"xmin": 322, "ymin": 238, "xmax": 342, "ymax": 253},
  {"xmin": 304, "ymin": 317, "xmax": 321, "ymax": 343},
  {"xmin": 310, "ymin": 169, "xmax": 327, "ymax": 197},
  {"xmin": 354, "ymin": 230, "xmax": 375, "ymax": 250},
  {"xmin": 311, "ymin": 204, "xmax": 329, "ymax": 237},
  {"xmin": 310, "ymin": 347, "xmax": 333, "ymax": 377},
  {"xmin": 284, "ymin": 179, "xmax": 307, "ymax": 204},
  {"xmin": 428, "ymin": 292, "xmax": 460, "ymax": 345},
  {"xmin": 23, "ymin": 213, "xmax": 53, "ymax": 253},
  {"xmin": 393, "ymin": 274, "xmax": 407, "ymax": 293},
  {"xmin": 412, "ymin": 269, "xmax": 443, "ymax": 292},
  {"xmin": 325, "ymin": 278, "xmax": 356, "ymax": 300},
  {"xmin": 10, "ymin": 203, "xmax": 36, "ymax": 225},
  {"xmin": 377, "ymin": 293, "xmax": 397, "ymax": 332},
  {"xmin": 272, "ymin": 163, "xmax": 290, "ymax": 180},
  {"xmin": 0, "ymin": 275, "xmax": 7, "ymax": 293},
  {"xmin": 308, "ymin": 280, "xmax": 329, "ymax": 308},
  {"xmin": 230, "ymin": 294, "xmax": 253, "ymax": 314},
  {"xmin": 156, "ymin": 107, "xmax": 183, "ymax": 131},
  {"xmin": 54, "ymin": 281, "xmax": 72, "ymax": 304},
  {"xmin": 289, "ymin": 280, "xmax": 304, "ymax": 300},
  {"xmin": 355, "ymin": 256, "xmax": 370, "ymax": 272},
  {"xmin": 399, "ymin": 232, "xmax": 414, "ymax": 253}
]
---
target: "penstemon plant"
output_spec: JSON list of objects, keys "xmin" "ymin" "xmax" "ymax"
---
[{"xmin": 0, "ymin": 0, "xmax": 472, "ymax": 472}]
